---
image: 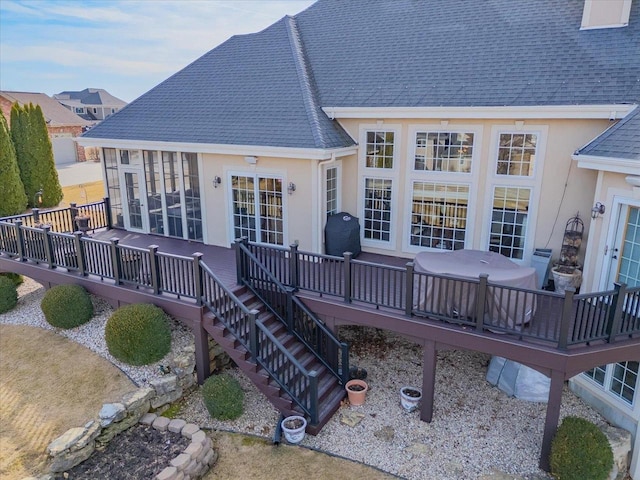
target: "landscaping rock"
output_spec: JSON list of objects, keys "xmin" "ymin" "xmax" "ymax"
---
[
  {"xmin": 99, "ymin": 402, "xmax": 126, "ymax": 427},
  {"xmin": 601, "ymin": 423, "xmax": 632, "ymax": 478},
  {"xmin": 373, "ymin": 426, "xmax": 395, "ymax": 442},
  {"xmin": 340, "ymin": 411, "xmax": 365, "ymax": 427}
]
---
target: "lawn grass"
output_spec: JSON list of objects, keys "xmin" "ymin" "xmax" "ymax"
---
[{"xmin": 60, "ymin": 181, "xmax": 105, "ymax": 207}]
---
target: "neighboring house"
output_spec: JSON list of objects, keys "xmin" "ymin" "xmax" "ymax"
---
[
  {"xmin": 54, "ymin": 88, "xmax": 127, "ymax": 124},
  {"xmin": 571, "ymin": 105, "xmax": 640, "ymax": 478},
  {"xmin": 78, "ymin": 0, "xmax": 639, "ymax": 473},
  {"xmin": 0, "ymin": 91, "xmax": 91, "ymax": 165}
]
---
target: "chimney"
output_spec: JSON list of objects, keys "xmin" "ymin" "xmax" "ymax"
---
[{"xmin": 581, "ymin": 0, "xmax": 632, "ymax": 30}]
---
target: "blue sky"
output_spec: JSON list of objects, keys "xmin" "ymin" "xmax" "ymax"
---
[{"xmin": 0, "ymin": 0, "xmax": 315, "ymax": 103}]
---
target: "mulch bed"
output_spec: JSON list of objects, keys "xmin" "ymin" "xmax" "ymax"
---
[{"xmin": 55, "ymin": 425, "xmax": 189, "ymax": 479}]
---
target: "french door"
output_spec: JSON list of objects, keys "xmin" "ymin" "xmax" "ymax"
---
[
  {"xmin": 121, "ymin": 168, "xmax": 149, "ymax": 232},
  {"xmin": 607, "ymin": 204, "xmax": 640, "ymax": 289},
  {"xmin": 230, "ymin": 174, "xmax": 284, "ymax": 245}
]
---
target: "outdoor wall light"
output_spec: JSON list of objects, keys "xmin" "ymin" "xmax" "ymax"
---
[
  {"xmin": 591, "ymin": 202, "xmax": 605, "ymax": 219},
  {"xmin": 288, "ymin": 182, "xmax": 296, "ymax": 195},
  {"xmin": 213, "ymin": 176, "xmax": 222, "ymax": 188},
  {"xmin": 34, "ymin": 188, "xmax": 43, "ymax": 206}
]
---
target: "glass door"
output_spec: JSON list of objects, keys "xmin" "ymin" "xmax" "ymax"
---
[
  {"xmin": 607, "ymin": 205, "xmax": 640, "ymax": 288},
  {"xmin": 121, "ymin": 168, "xmax": 149, "ymax": 232}
]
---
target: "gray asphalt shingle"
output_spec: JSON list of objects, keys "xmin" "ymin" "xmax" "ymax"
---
[
  {"xmin": 84, "ymin": 0, "xmax": 640, "ymax": 149},
  {"xmin": 576, "ymin": 107, "xmax": 640, "ymax": 161}
]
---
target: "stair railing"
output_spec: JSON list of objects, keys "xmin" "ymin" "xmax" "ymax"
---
[
  {"xmin": 200, "ymin": 261, "xmax": 320, "ymax": 423},
  {"xmin": 236, "ymin": 238, "xmax": 349, "ymax": 385}
]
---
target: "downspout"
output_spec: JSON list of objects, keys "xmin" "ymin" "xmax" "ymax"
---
[{"xmin": 316, "ymin": 153, "xmax": 337, "ymax": 254}]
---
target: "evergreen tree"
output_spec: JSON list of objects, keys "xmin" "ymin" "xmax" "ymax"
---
[
  {"xmin": 10, "ymin": 103, "xmax": 36, "ymax": 206},
  {"xmin": 0, "ymin": 110, "xmax": 27, "ymax": 216},
  {"xmin": 28, "ymin": 104, "xmax": 62, "ymax": 207}
]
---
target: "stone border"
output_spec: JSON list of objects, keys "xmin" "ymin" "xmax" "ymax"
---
[
  {"xmin": 140, "ymin": 413, "xmax": 217, "ymax": 480},
  {"xmin": 21, "ymin": 340, "xmax": 230, "ymax": 479}
]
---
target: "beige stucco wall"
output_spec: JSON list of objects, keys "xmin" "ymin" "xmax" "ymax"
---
[
  {"xmin": 200, "ymin": 153, "xmax": 317, "ymax": 250},
  {"xmin": 334, "ymin": 117, "xmax": 610, "ymax": 266}
]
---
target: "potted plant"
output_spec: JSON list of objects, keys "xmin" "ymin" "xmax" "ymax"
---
[
  {"xmin": 281, "ymin": 415, "xmax": 307, "ymax": 444},
  {"xmin": 551, "ymin": 214, "xmax": 584, "ymax": 294},
  {"xmin": 400, "ymin": 386, "xmax": 422, "ymax": 412},
  {"xmin": 345, "ymin": 379, "xmax": 368, "ymax": 406}
]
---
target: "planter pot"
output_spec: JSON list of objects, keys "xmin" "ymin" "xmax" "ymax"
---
[
  {"xmin": 345, "ymin": 379, "xmax": 368, "ymax": 406},
  {"xmin": 281, "ymin": 415, "xmax": 307, "ymax": 444},
  {"xmin": 551, "ymin": 266, "xmax": 582, "ymax": 294},
  {"xmin": 400, "ymin": 387, "xmax": 422, "ymax": 412}
]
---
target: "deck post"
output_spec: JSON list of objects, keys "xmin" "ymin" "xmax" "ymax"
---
[
  {"xmin": 475, "ymin": 274, "xmax": 489, "ymax": 331},
  {"xmin": 192, "ymin": 252, "xmax": 203, "ymax": 305},
  {"xmin": 73, "ymin": 232, "xmax": 86, "ymax": 275},
  {"xmin": 405, "ymin": 262, "xmax": 414, "ymax": 316},
  {"xmin": 193, "ymin": 319, "xmax": 210, "ymax": 385},
  {"xmin": 539, "ymin": 369, "xmax": 565, "ymax": 471},
  {"xmin": 15, "ymin": 221, "xmax": 25, "ymax": 260},
  {"xmin": 341, "ymin": 342, "xmax": 349, "ymax": 384},
  {"xmin": 235, "ymin": 237, "xmax": 249, "ymax": 285},
  {"xmin": 289, "ymin": 242, "xmax": 299, "ymax": 290},
  {"xmin": 558, "ymin": 288, "xmax": 575, "ymax": 349},
  {"xmin": 110, "ymin": 238, "xmax": 121, "ymax": 285},
  {"xmin": 343, "ymin": 252, "xmax": 352, "ymax": 303},
  {"xmin": 42, "ymin": 225, "xmax": 54, "ymax": 268},
  {"xmin": 309, "ymin": 370, "xmax": 319, "ymax": 425},
  {"xmin": 32, "ymin": 208, "xmax": 40, "ymax": 225},
  {"xmin": 70, "ymin": 203, "xmax": 78, "ymax": 224},
  {"xmin": 103, "ymin": 197, "xmax": 113, "ymax": 229},
  {"xmin": 421, "ymin": 339, "xmax": 437, "ymax": 422},
  {"xmin": 285, "ymin": 287, "xmax": 295, "ymax": 332},
  {"xmin": 148, "ymin": 245, "xmax": 160, "ymax": 294},
  {"xmin": 607, "ymin": 283, "xmax": 626, "ymax": 343}
]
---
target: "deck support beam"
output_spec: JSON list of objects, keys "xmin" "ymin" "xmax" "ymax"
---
[
  {"xmin": 193, "ymin": 318, "xmax": 211, "ymax": 385},
  {"xmin": 539, "ymin": 369, "xmax": 564, "ymax": 471},
  {"xmin": 421, "ymin": 339, "xmax": 437, "ymax": 422}
]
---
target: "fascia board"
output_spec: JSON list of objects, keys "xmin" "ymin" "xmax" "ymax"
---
[
  {"xmin": 75, "ymin": 137, "xmax": 358, "ymax": 160},
  {"xmin": 323, "ymin": 105, "xmax": 635, "ymax": 120},
  {"xmin": 573, "ymin": 154, "xmax": 640, "ymax": 175}
]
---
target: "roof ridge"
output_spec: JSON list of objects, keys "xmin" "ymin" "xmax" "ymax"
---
[{"xmin": 284, "ymin": 15, "xmax": 327, "ymax": 148}]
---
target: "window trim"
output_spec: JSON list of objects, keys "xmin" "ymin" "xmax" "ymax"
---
[
  {"xmin": 324, "ymin": 162, "xmax": 342, "ymax": 218},
  {"xmin": 481, "ymin": 125, "xmax": 547, "ymax": 265},
  {"xmin": 582, "ymin": 362, "xmax": 638, "ymax": 409}
]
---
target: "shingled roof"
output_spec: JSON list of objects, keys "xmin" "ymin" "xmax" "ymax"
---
[
  {"xmin": 1, "ymin": 91, "xmax": 91, "ymax": 127},
  {"xmin": 83, "ymin": 0, "xmax": 640, "ymax": 149},
  {"xmin": 575, "ymin": 106, "xmax": 640, "ymax": 161}
]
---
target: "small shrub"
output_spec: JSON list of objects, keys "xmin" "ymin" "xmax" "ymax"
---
[
  {"xmin": 41, "ymin": 284, "xmax": 93, "ymax": 329},
  {"xmin": 550, "ymin": 416, "xmax": 613, "ymax": 480},
  {"xmin": 105, "ymin": 304, "xmax": 171, "ymax": 366},
  {"xmin": 0, "ymin": 276, "xmax": 18, "ymax": 314},
  {"xmin": 202, "ymin": 373, "xmax": 244, "ymax": 420},
  {"xmin": 0, "ymin": 272, "xmax": 23, "ymax": 287}
]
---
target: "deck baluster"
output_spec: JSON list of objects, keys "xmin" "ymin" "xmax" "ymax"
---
[{"xmin": 607, "ymin": 283, "xmax": 627, "ymax": 343}]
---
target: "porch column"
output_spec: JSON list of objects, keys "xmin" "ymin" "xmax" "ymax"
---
[
  {"xmin": 193, "ymin": 318, "xmax": 210, "ymax": 385},
  {"xmin": 539, "ymin": 369, "xmax": 564, "ymax": 471},
  {"xmin": 421, "ymin": 339, "xmax": 437, "ymax": 422}
]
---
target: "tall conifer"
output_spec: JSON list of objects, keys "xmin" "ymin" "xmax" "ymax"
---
[
  {"xmin": 0, "ymin": 110, "xmax": 27, "ymax": 216},
  {"xmin": 28, "ymin": 104, "xmax": 62, "ymax": 207}
]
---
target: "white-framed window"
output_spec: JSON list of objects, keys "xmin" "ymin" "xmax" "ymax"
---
[
  {"xmin": 413, "ymin": 131, "xmax": 474, "ymax": 173},
  {"xmin": 359, "ymin": 125, "xmax": 400, "ymax": 249},
  {"xmin": 410, "ymin": 181, "xmax": 469, "ymax": 250},
  {"xmin": 75, "ymin": 107, "xmax": 84, "ymax": 114},
  {"xmin": 483, "ymin": 126, "xmax": 546, "ymax": 263},
  {"xmin": 93, "ymin": 107, "xmax": 98, "ymax": 114},
  {"xmin": 326, "ymin": 165, "xmax": 340, "ymax": 217},
  {"xmin": 584, "ymin": 361, "xmax": 638, "ymax": 406}
]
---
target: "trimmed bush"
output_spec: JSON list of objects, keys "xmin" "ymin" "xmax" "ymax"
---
[
  {"xmin": 0, "ymin": 276, "xmax": 18, "ymax": 314},
  {"xmin": 0, "ymin": 272, "xmax": 23, "ymax": 287},
  {"xmin": 105, "ymin": 303, "xmax": 171, "ymax": 366},
  {"xmin": 41, "ymin": 284, "xmax": 93, "ymax": 329},
  {"xmin": 550, "ymin": 416, "xmax": 613, "ymax": 480},
  {"xmin": 202, "ymin": 373, "xmax": 244, "ymax": 420}
]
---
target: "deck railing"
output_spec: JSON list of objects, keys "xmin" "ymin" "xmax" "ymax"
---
[
  {"xmin": 236, "ymin": 238, "xmax": 349, "ymax": 387},
  {"xmin": 0, "ymin": 199, "xmax": 110, "ymax": 234},
  {"xmin": 239, "ymin": 243, "xmax": 640, "ymax": 350},
  {"xmin": 200, "ymin": 261, "xmax": 320, "ymax": 423}
]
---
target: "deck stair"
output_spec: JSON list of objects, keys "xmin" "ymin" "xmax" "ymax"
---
[{"xmin": 202, "ymin": 286, "xmax": 346, "ymax": 434}]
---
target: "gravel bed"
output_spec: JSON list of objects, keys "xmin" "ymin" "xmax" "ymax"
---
[{"xmin": 2, "ymin": 278, "xmax": 607, "ymax": 480}]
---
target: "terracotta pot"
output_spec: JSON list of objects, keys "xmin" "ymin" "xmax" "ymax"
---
[{"xmin": 345, "ymin": 379, "xmax": 368, "ymax": 406}]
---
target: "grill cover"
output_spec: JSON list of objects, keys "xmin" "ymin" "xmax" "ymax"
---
[{"xmin": 325, "ymin": 212, "xmax": 361, "ymax": 257}]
